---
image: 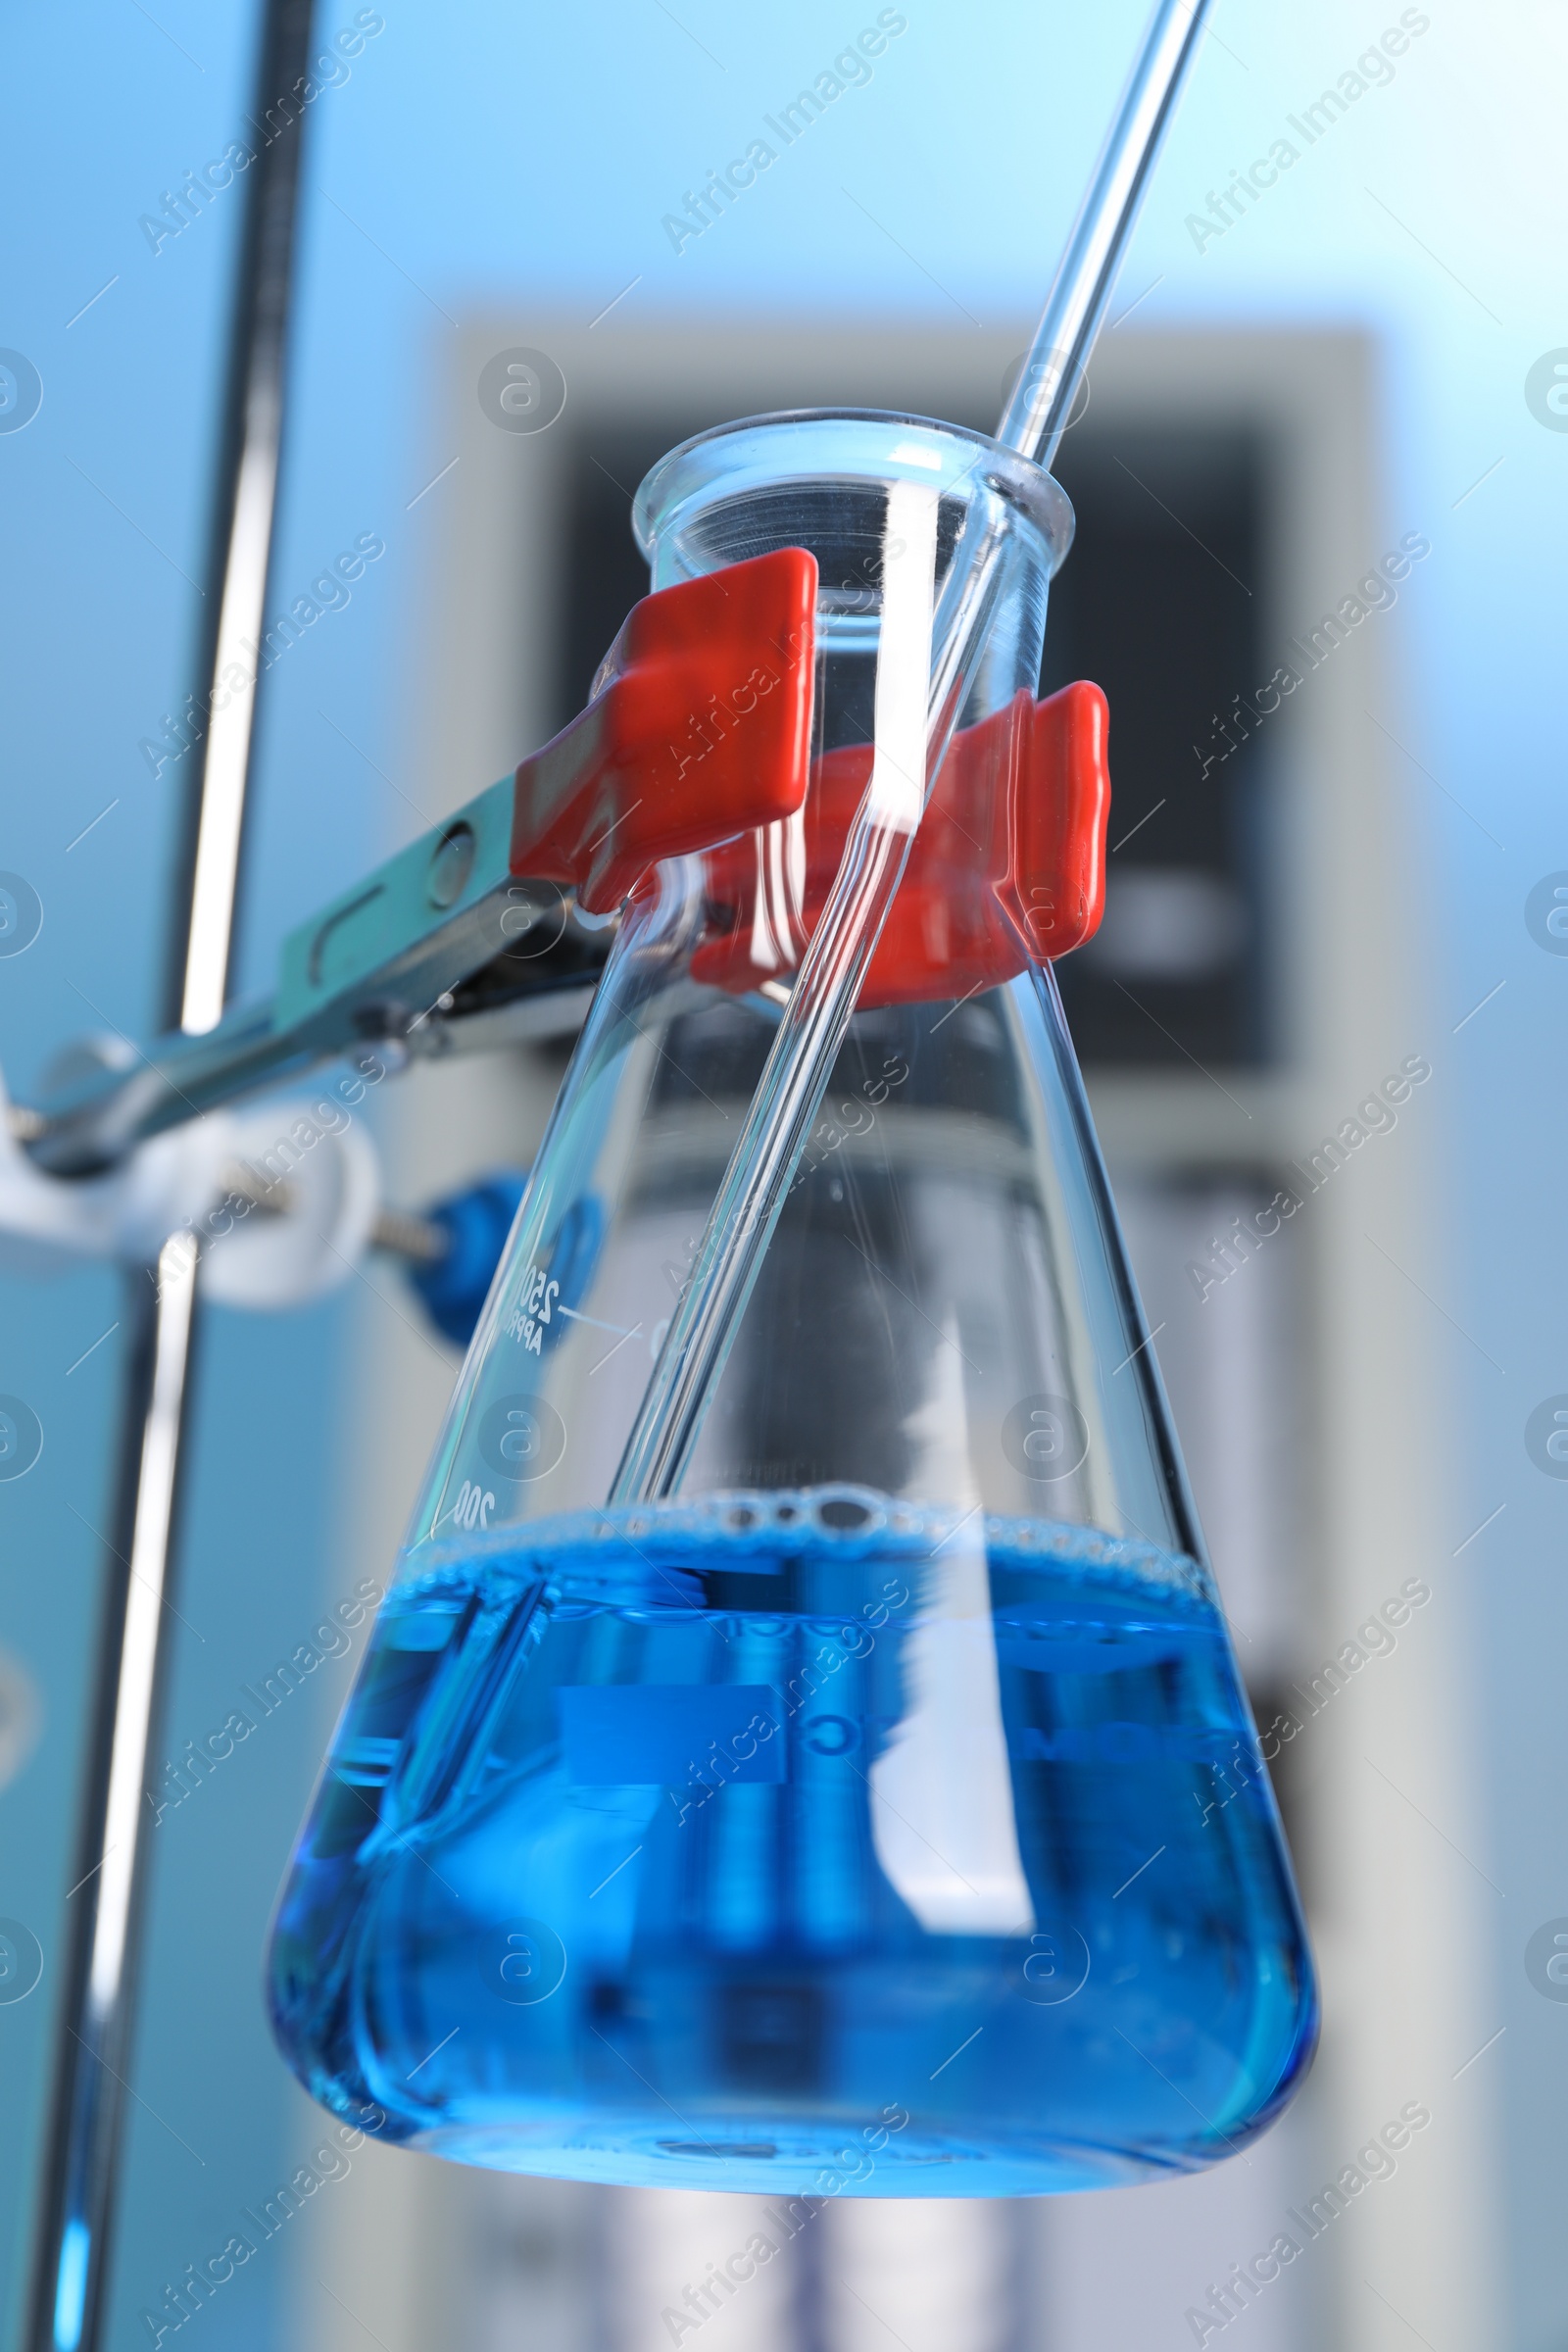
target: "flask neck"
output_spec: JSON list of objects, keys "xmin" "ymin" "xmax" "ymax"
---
[{"xmin": 633, "ymin": 410, "xmax": 1071, "ymax": 731}]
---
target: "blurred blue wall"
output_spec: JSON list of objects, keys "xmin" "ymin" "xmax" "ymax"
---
[{"xmin": 2, "ymin": 1, "xmax": 1564, "ymax": 2344}]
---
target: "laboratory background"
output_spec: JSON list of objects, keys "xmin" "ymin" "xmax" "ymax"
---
[{"xmin": 2, "ymin": 0, "xmax": 1566, "ymax": 2347}]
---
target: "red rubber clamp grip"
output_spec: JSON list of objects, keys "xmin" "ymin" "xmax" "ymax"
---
[
  {"xmin": 509, "ymin": 548, "xmax": 818, "ymax": 916},
  {"xmin": 506, "ymin": 543, "xmax": 1109, "ymax": 1004},
  {"xmin": 691, "ymin": 680, "xmax": 1111, "ymax": 1006}
]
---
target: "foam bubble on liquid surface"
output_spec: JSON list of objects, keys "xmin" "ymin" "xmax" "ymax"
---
[
  {"xmin": 407, "ymin": 1482, "xmax": 1220, "ymax": 1613},
  {"xmin": 268, "ymin": 1488, "xmax": 1315, "ymax": 2195}
]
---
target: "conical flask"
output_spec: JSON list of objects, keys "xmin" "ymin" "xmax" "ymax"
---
[{"xmin": 269, "ymin": 412, "xmax": 1316, "ymax": 2195}]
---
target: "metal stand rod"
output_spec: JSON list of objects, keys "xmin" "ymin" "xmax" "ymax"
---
[
  {"xmin": 25, "ymin": 1250, "xmax": 197, "ymax": 2352},
  {"xmin": 25, "ymin": 3, "xmax": 315, "ymax": 2343}
]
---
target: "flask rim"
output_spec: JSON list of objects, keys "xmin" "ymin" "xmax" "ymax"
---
[{"xmin": 631, "ymin": 407, "xmax": 1075, "ymax": 580}]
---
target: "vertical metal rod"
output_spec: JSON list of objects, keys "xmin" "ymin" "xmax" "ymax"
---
[
  {"xmin": 174, "ymin": 0, "xmax": 318, "ymax": 1038},
  {"xmin": 25, "ymin": 3, "xmax": 315, "ymax": 2345}
]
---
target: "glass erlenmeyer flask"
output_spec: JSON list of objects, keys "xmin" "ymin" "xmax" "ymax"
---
[{"xmin": 268, "ymin": 412, "xmax": 1316, "ymax": 2195}]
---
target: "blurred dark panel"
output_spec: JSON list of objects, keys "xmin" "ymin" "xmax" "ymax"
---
[
  {"xmin": 1045, "ymin": 427, "xmax": 1266, "ymax": 1069},
  {"xmin": 557, "ymin": 423, "xmax": 722, "ymax": 732}
]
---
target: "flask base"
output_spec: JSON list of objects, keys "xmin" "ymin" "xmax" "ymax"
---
[{"xmin": 405, "ymin": 2107, "xmax": 1209, "ymax": 2197}]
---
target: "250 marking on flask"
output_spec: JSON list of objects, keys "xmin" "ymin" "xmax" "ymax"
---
[{"xmin": 505, "ymin": 1258, "xmax": 560, "ymax": 1354}]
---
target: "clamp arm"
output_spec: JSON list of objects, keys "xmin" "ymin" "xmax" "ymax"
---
[{"xmin": 23, "ymin": 551, "xmax": 818, "ymax": 1177}]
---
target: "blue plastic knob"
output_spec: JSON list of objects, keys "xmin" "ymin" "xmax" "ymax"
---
[{"xmin": 406, "ymin": 1172, "xmax": 528, "ymax": 1347}]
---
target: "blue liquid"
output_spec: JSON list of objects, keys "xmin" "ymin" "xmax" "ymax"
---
[{"xmin": 268, "ymin": 1490, "xmax": 1315, "ymax": 2194}]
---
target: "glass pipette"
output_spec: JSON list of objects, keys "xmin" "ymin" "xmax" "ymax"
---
[{"xmin": 611, "ymin": 0, "xmax": 1215, "ymax": 1505}]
